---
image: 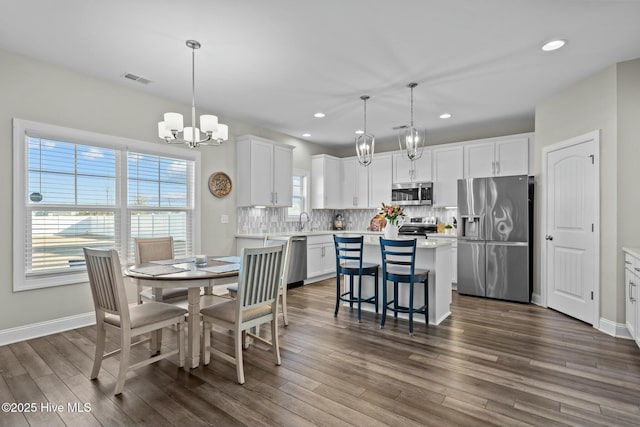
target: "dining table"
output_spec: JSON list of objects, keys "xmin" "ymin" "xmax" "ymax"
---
[{"xmin": 124, "ymin": 256, "xmax": 240, "ymax": 369}]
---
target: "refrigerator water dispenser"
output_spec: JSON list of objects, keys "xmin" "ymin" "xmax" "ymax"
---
[{"xmin": 461, "ymin": 216, "xmax": 482, "ymax": 239}]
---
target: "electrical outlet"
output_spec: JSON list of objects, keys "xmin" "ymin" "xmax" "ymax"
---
[{"xmin": 220, "ymin": 214, "xmax": 229, "ymax": 224}]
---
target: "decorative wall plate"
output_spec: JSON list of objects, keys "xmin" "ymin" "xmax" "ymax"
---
[{"xmin": 208, "ymin": 172, "xmax": 232, "ymax": 198}]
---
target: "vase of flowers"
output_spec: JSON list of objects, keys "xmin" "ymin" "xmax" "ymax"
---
[{"xmin": 380, "ymin": 203, "xmax": 406, "ymax": 239}]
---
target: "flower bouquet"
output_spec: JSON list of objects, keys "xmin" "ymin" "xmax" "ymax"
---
[{"xmin": 380, "ymin": 203, "xmax": 406, "ymax": 239}]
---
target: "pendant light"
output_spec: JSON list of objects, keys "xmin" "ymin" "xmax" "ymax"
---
[
  {"xmin": 157, "ymin": 40, "xmax": 229, "ymax": 148},
  {"xmin": 398, "ymin": 82, "xmax": 426, "ymax": 161},
  {"xmin": 355, "ymin": 95, "xmax": 374, "ymax": 166}
]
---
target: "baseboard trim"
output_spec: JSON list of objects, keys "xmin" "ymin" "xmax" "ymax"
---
[
  {"xmin": 0, "ymin": 312, "xmax": 96, "ymax": 346},
  {"xmin": 598, "ymin": 317, "xmax": 632, "ymax": 339},
  {"xmin": 531, "ymin": 292, "xmax": 544, "ymax": 306}
]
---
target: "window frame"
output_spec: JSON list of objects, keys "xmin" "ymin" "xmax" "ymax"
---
[
  {"xmin": 13, "ymin": 118, "xmax": 201, "ymax": 291},
  {"xmin": 287, "ymin": 168, "xmax": 309, "ymax": 221}
]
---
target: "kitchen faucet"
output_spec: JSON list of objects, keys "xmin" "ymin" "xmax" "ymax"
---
[{"xmin": 298, "ymin": 211, "xmax": 309, "ymax": 231}]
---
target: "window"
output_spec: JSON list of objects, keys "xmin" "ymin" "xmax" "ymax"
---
[
  {"xmin": 13, "ymin": 119, "xmax": 200, "ymax": 291},
  {"xmin": 288, "ymin": 169, "xmax": 308, "ymax": 219}
]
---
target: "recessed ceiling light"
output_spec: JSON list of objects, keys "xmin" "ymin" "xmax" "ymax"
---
[
  {"xmin": 313, "ymin": 112, "xmax": 326, "ymax": 118},
  {"xmin": 302, "ymin": 133, "xmax": 311, "ymax": 137},
  {"xmin": 541, "ymin": 39, "xmax": 566, "ymax": 52},
  {"xmin": 439, "ymin": 113, "xmax": 452, "ymax": 119},
  {"xmin": 355, "ymin": 130, "xmax": 364, "ymax": 135}
]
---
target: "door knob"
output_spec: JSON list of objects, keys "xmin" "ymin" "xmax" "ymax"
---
[{"xmin": 545, "ymin": 235, "xmax": 553, "ymax": 241}]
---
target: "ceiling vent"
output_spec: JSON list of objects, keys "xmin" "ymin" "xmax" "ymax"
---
[{"xmin": 122, "ymin": 72, "xmax": 151, "ymax": 85}]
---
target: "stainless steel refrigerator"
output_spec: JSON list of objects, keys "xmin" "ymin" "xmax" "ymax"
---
[{"xmin": 457, "ymin": 175, "xmax": 533, "ymax": 303}]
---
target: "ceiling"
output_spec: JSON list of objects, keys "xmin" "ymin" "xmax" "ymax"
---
[{"xmin": 1, "ymin": 0, "xmax": 640, "ymax": 149}]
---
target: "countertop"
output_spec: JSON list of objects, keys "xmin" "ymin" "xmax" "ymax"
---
[
  {"xmin": 623, "ymin": 247, "xmax": 640, "ymax": 259},
  {"xmin": 236, "ymin": 230, "xmax": 457, "ymax": 245}
]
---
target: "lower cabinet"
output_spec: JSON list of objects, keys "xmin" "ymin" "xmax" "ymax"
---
[
  {"xmin": 624, "ymin": 250, "xmax": 640, "ymax": 345},
  {"xmin": 623, "ymin": 249, "xmax": 640, "ymax": 348},
  {"xmin": 307, "ymin": 234, "xmax": 335, "ymax": 281}
]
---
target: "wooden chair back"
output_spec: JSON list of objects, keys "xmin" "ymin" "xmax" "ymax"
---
[
  {"xmin": 135, "ymin": 236, "xmax": 174, "ymax": 263},
  {"xmin": 334, "ymin": 235, "xmax": 365, "ymax": 272},
  {"xmin": 264, "ymin": 236, "xmax": 293, "ymax": 288},
  {"xmin": 236, "ymin": 245, "xmax": 285, "ymax": 315},
  {"xmin": 83, "ymin": 247, "xmax": 130, "ymax": 325},
  {"xmin": 379, "ymin": 237, "xmax": 418, "ymax": 280}
]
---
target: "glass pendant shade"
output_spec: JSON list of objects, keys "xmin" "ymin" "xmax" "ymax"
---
[
  {"xmin": 356, "ymin": 133, "xmax": 374, "ymax": 166},
  {"xmin": 401, "ymin": 126, "xmax": 426, "ymax": 160},
  {"xmin": 398, "ymin": 82, "xmax": 425, "ymax": 161},
  {"xmin": 164, "ymin": 112, "xmax": 184, "ymax": 132},
  {"xmin": 355, "ymin": 95, "xmax": 374, "ymax": 166}
]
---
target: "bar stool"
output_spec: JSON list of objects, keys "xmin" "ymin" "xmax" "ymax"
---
[
  {"xmin": 333, "ymin": 235, "xmax": 379, "ymax": 322},
  {"xmin": 379, "ymin": 237, "xmax": 430, "ymax": 335}
]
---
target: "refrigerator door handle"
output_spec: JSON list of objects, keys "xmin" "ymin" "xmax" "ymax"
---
[{"xmin": 486, "ymin": 241, "xmax": 528, "ymax": 247}]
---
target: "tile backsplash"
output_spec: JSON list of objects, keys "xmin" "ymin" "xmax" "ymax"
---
[{"xmin": 237, "ymin": 206, "xmax": 458, "ymax": 234}]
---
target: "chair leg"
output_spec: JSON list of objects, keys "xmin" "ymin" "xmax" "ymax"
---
[
  {"xmin": 393, "ymin": 282, "xmax": 399, "ymax": 319},
  {"xmin": 424, "ymin": 277, "xmax": 429, "ymax": 324},
  {"xmin": 409, "ymin": 282, "xmax": 415, "ymax": 336},
  {"xmin": 349, "ymin": 274, "xmax": 354, "ymax": 309},
  {"xmin": 357, "ymin": 274, "xmax": 362, "ymax": 323},
  {"xmin": 235, "ymin": 327, "xmax": 245, "ymax": 385},
  {"xmin": 281, "ymin": 287, "xmax": 289, "ymax": 327},
  {"xmin": 91, "ymin": 321, "xmax": 106, "ymax": 380},
  {"xmin": 271, "ymin": 319, "xmax": 281, "ymax": 366},
  {"xmin": 177, "ymin": 319, "xmax": 185, "ymax": 368},
  {"xmin": 114, "ymin": 330, "xmax": 131, "ymax": 395},
  {"xmin": 334, "ymin": 272, "xmax": 341, "ymax": 317},
  {"xmin": 201, "ymin": 320, "xmax": 211, "ymax": 365},
  {"xmin": 374, "ymin": 271, "xmax": 379, "ymax": 314},
  {"xmin": 136, "ymin": 282, "xmax": 143, "ymax": 305},
  {"xmin": 380, "ymin": 280, "xmax": 387, "ymax": 329}
]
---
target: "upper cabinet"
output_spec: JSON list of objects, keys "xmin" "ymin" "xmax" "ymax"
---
[
  {"xmin": 311, "ymin": 154, "xmax": 342, "ymax": 209},
  {"xmin": 433, "ymin": 145, "xmax": 463, "ymax": 207},
  {"xmin": 393, "ymin": 149, "xmax": 432, "ymax": 183},
  {"xmin": 341, "ymin": 157, "xmax": 369, "ymax": 208},
  {"xmin": 463, "ymin": 135, "xmax": 530, "ymax": 178},
  {"xmin": 369, "ymin": 153, "xmax": 393, "ymax": 208},
  {"xmin": 236, "ymin": 135, "xmax": 294, "ymax": 207}
]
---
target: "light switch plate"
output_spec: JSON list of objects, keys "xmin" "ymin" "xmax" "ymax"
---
[{"xmin": 220, "ymin": 214, "xmax": 229, "ymax": 224}]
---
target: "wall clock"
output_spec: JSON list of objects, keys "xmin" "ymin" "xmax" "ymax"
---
[{"xmin": 208, "ymin": 172, "xmax": 232, "ymax": 198}]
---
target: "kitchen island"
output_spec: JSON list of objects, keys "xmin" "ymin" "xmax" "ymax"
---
[
  {"xmin": 359, "ymin": 235, "xmax": 452, "ymax": 325},
  {"xmin": 236, "ymin": 231, "xmax": 453, "ymax": 326}
]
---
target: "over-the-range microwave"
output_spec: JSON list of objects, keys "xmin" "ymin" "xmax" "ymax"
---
[{"xmin": 391, "ymin": 182, "xmax": 433, "ymax": 206}]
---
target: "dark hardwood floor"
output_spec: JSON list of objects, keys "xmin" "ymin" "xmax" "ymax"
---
[{"xmin": 2, "ymin": 278, "xmax": 640, "ymax": 426}]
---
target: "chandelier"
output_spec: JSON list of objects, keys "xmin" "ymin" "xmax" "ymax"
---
[
  {"xmin": 157, "ymin": 40, "xmax": 229, "ymax": 148},
  {"xmin": 398, "ymin": 82, "xmax": 425, "ymax": 160},
  {"xmin": 355, "ymin": 95, "xmax": 374, "ymax": 166}
]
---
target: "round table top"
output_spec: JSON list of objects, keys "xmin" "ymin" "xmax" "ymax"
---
[{"xmin": 124, "ymin": 257, "xmax": 239, "ymax": 282}]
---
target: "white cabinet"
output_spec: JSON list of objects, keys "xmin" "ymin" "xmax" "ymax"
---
[
  {"xmin": 307, "ymin": 234, "xmax": 335, "ymax": 280},
  {"xmin": 311, "ymin": 155, "xmax": 342, "ymax": 209},
  {"xmin": 236, "ymin": 135, "xmax": 294, "ymax": 207},
  {"xmin": 341, "ymin": 157, "xmax": 369, "ymax": 208},
  {"xmin": 624, "ymin": 250, "xmax": 640, "ymax": 344},
  {"xmin": 369, "ymin": 153, "xmax": 393, "ymax": 208},
  {"xmin": 451, "ymin": 243, "xmax": 457, "ymax": 284},
  {"xmin": 463, "ymin": 136, "xmax": 529, "ymax": 178},
  {"xmin": 393, "ymin": 150, "xmax": 432, "ymax": 183},
  {"xmin": 433, "ymin": 146, "xmax": 463, "ymax": 207}
]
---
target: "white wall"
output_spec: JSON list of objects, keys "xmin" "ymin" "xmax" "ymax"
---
[
  {"xmin": 0, "ymin": 48, "xmax": 335, "ymax": 331},
  {"xmin": 534, "ymin": 63, "xmax": 620, "ymax": 323}
]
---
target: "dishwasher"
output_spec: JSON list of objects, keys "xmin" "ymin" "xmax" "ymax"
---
[{"xmin": 287, "ymin": 236, "xmax": 307, "ymax": 288}]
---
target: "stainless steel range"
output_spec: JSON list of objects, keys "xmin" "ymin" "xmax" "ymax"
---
[{"xmin": 398, "ymin": 217, "xmax": 437, "ymax": 238}]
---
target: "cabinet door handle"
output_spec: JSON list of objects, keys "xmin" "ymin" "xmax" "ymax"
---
[
  {"xmin": 631, "ymin": 282, "xmax": 636, "ymax": 302},
  {"xmin": 496, "ymin": 161, "xmax": 500, "ymax": 175},
  {"xmin": 275, "ymin": 192, "xmax": 278, "ymax": 204}
]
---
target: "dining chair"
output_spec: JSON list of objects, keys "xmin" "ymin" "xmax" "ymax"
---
[
  {"xmin": 379, "ymin": 237, "xmax": 430, "ymax": 335},
  {"xmin": 200, "ymin": 244, "xmax": 285, "ymax": 384},
  {"xmin": 227, "ymin": 235, "xmax": 292, "ymax": 326},
  {"xmin": 83, "ymin": 247, "xmax": 186, "ymax": 395},
  {"xmin": 333, "ymin": 235, "xmax": 379, "ymax": 322},
  {"xmin": 135, "ymin": 236, "xmax": 188, "ymax": 304}
]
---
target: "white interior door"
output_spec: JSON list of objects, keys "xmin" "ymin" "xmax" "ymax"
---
[{"xmin": 544, "ymin": 132, "xmax": 598, "ymax": 325}]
